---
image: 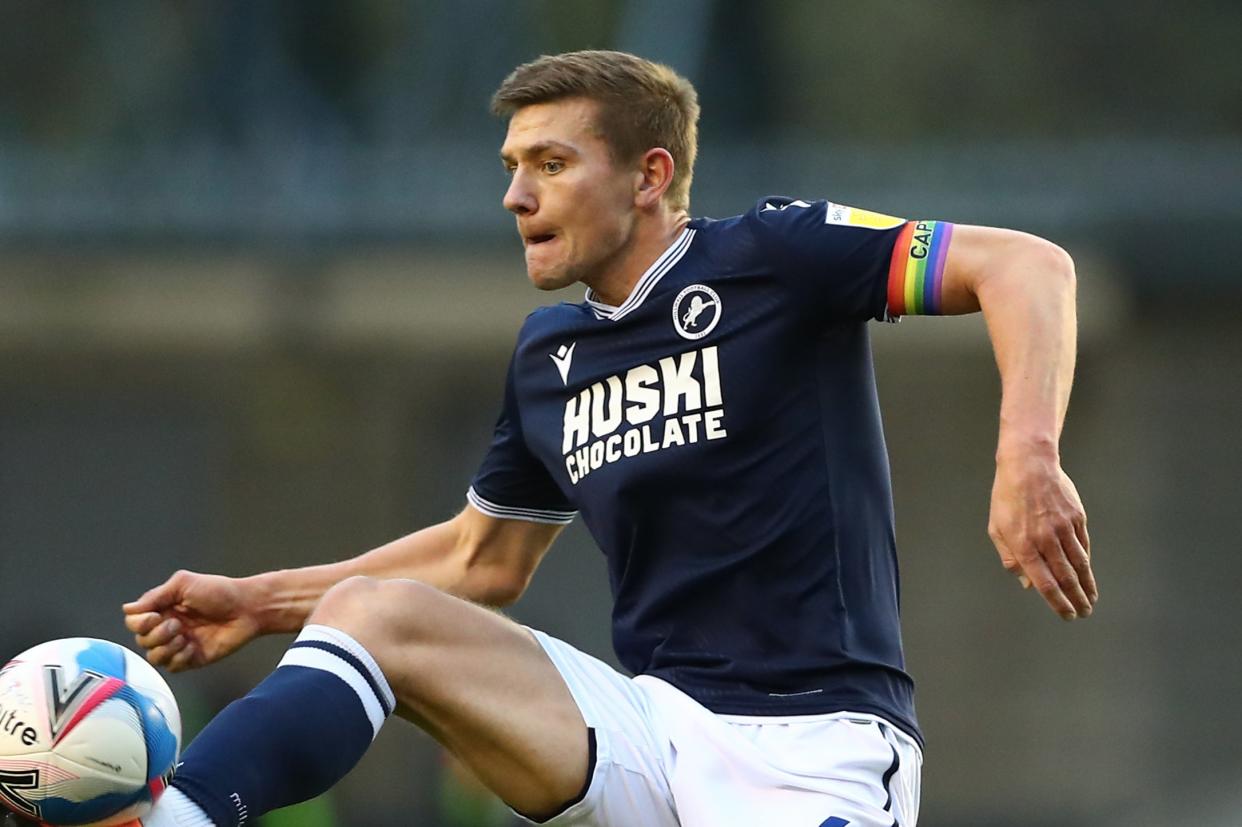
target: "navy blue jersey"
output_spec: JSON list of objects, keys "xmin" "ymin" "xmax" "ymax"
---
[{"xmin": 469, "ymin": 196, "xmax": 931, "ymax": 746}]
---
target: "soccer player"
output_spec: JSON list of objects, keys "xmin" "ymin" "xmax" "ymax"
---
[{"xmin": 104, "ymin": 50, "xmax": 1088, "ymax": 827}]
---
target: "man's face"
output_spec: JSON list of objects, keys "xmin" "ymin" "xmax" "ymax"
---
[{"xmin": 500, "ymin": 98, "xmax": 637, "ymax": 292}]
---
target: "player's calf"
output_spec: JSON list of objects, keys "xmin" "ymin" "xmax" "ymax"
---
[{"xmin": 166, "ymin": 622, "xmax": 394, "ymax": 827}]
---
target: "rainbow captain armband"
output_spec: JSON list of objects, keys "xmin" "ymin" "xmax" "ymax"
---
[{"xmin": 887, "ymin": 220, "xmax": 955, "ymax": 315}]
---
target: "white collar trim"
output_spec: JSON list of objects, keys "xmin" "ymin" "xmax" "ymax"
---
[{"xmin": 584, "ymin": 228, "xmax": 695, "ymax": 321}]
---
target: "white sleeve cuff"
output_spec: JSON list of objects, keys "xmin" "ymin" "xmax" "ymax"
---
[{"xmin": 466, "ymin": 486, "xmax": 577, "ymax": 525}]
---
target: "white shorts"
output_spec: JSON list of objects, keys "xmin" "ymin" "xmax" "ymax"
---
[{"xmin": 522, "ymin": 629, "xmax": 922, "ymax": 827}]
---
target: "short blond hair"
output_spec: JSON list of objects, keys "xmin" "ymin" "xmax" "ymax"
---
[{"xmin": 492, "ymin": 50, "xmax": 700, "ymax": 211}]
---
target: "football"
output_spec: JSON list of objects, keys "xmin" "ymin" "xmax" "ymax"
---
[{"xmin": 0, "ymin": 638, "xmax": 180, "ymax": 826}]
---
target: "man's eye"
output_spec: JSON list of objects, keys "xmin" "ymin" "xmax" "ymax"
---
[{"xmin": 543, "ymin": 160, "xmax": 564, "ymax": 174}]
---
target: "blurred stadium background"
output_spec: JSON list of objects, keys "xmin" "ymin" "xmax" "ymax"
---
[{"xmin": 1, "ymin": 1, "xmax": 1239, "ymax": 825}]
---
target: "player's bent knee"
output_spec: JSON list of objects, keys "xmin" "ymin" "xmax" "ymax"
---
[
  {"xmin": 311, "ymin": 575, "xmax": 382, "ymax": 622},
  {"xmin": 308, "ymin": 576, "xmax": 416, "ymax": 649},
  {"xmin": 307, "ymin": 577, "xmax": 505, "ymax": 716},
  {"xmin": 309, "ymin": 576, "xmax": 451, "ymax": 658}
]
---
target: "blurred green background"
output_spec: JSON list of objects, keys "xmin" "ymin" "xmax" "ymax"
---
[{"xmin": 1, "ymin": 2, "xmax": 1239, "ymax": 825}]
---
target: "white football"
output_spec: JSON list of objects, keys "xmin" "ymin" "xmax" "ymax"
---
[{"xmin": 0, "ymin": 638, "xmax": 181, "ymax": 826}]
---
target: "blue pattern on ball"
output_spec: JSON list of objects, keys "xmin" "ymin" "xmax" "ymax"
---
[
  {"xmin": 114, "ymin": 684, "xmax": 179, "ymax": 783},
  {"xmin": 37, "ymin": 788, "xmax": 144, "ymax": 825},
  {"xmin": 72, "ymin": 639, "xmax": 128, "ymax": 681}
]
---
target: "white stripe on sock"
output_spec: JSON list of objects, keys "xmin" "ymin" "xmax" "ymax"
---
[
  {"xmin": 298, "ymin": 624, "xmax": 397, "ymax": 714},
  {"xmin": 278, "ymin": 646, "xmax": 388, "ymax": 737}
]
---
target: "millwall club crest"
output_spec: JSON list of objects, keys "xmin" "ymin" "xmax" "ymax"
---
[{"xmin": 672, "ymin": 284, "xmax": 721, "ymax": 341}]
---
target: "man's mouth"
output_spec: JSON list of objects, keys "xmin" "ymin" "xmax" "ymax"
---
[{"xmin": 525, "ymin": 232, "xmax": 557, "ymax": 246}]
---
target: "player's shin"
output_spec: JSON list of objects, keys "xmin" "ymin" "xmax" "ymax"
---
[{"xmin": 162, "ymin": 625, "xmax": 394, "ymax": 827}]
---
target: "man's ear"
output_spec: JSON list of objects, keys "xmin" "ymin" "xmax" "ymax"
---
[{"xmin": 635, "ymin": 148, "xmax": 675, "ymax": 208}]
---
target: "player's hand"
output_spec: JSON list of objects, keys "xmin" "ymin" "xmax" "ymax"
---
[
  {"xmin": 988, "ymin": 449, "xmax": 1096, "ymax": 620},
  {"xmin": 122, "ymin": 570, "xmax": 264, "ymax": 672}
]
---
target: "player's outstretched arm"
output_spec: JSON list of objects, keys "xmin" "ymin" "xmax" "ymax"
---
[
  {"xmin": 123, "ymin": 506, "xmax": 563, "ymax": 670},
  {"xmin": 936, "ymin": 225, "xmax": 1097, "ymax": 620}
]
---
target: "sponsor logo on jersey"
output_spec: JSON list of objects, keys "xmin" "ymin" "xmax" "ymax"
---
[
  {"xmin": 561, "ymin": 346, "xmax": 726, "ymax": 485},
  {"xmin": 672, "ymin": 284, "xmax": 722, "ymax": 340},
  {"xmin": 549, "ymin": 342, "xmax": 577, "ymax": 385}
]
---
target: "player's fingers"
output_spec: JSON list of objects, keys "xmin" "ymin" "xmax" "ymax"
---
[
  {"xmin": 144, "ymin": 635, "xmax": 186, "ymax": 668},
  {"xmin": 1078, "ymin": 518, "xmax": 1097, "ymax": 601},
  {"xmin": 989, "ymin": 525, "xmax": 1027, "ymax": 586},
  {"xmin": 167, "ymin": 643, "xmax": 197, "ymax": 673},
  {"xmin": 135, "ymin": 617, "xmax": 181, "ymax": 650},
  {"xmin": 122, "ymin": 573, "xmax": 187, "ymax": 614},
  {"xmin": 1060, "ymin": 521, "xmax": 1097, "ymax": 607},
  {"xmin": 1017, "ymin": 550, "xmax": 1077, "ymax": 620},
  {"xmin": 123, "ymin": 611, "xmax": 164, "ymax": 636},
  {"xmin": 122, "ymin": 591, "xmax": 168, "ymax": 614},
  {"xmin": 1076, "ymin": 515, "xmax": 1093, "ymax": 562},
  {"xmin": 1035, "ymin": 530, "xmax": 1091, "ymax": 619}
]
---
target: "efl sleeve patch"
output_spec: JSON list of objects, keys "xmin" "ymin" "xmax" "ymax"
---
[
  {"xmin": 824, "ymin": 201, "xmax": 905, "ymax": 230},
  {"xmin": 886, "ymin": 220, "xmax": 955, "ymax": 315}
]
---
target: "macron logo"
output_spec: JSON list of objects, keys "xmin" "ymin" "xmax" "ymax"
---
[{"xmin": 550, "ymin": 342, "xmax": 577, "ymax": 385}]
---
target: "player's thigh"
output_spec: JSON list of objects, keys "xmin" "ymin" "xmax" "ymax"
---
[{"xmin": 309, "ymin": 576, "xmax": 588, "ymax": 820}]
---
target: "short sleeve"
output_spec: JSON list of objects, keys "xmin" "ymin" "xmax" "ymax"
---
[
  {"xmin": 750, "ymin": 196, "xmax": 951, "ymax": 322},
  {"xmin": 467, "ymin": 357, "xmax": 577, "ymax": 526}
]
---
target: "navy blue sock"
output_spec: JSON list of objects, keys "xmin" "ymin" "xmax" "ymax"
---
[{"xmin": 170, "ymin": 625, "xmax": 395, "ymax": 827}]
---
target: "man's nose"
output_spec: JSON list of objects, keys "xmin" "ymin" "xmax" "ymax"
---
[{"xmin": 503, "ymin": 171, "xmax": 536, "ymax": 215}]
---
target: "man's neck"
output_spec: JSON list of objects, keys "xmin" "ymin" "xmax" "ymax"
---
[{"xmin": 585, "ymin": 210, "xmax": 690, "ymax": 307}]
